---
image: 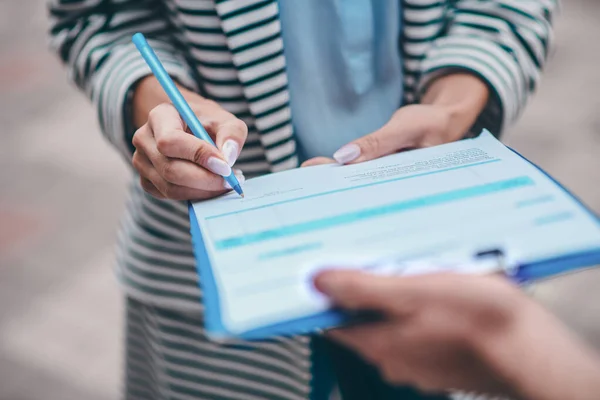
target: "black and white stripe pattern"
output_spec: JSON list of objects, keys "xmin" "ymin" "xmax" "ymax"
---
[
  {"xmin": 48, "ymin": 0, "xmax": 557, "ymax": 398},
  {"xmin": 125, "ymin": 297, "xmax": 311, "ymax": 400}
]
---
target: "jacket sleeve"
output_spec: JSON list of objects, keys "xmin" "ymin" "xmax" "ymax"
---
[
  {"xmin": 417, "ymin": 0, "xmax": 558, "ymax": 137},
  {"xmin": 48, "ymin": 0, "xmax": 198, "ymax": 161}
]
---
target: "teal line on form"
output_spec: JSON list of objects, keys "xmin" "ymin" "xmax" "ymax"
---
[
  {"xmin": 214, "ymin": 176, "xmax": 535, "ymax": 251},
  {"xmin": 258, "ymin": 242, "xmax": 322, "ymax": 260},
  {"xmin": 207, "ymin": 158, "xmax": 501, "ymax": 220},
  {"xmin": 534, "ymin": 212, "xmax": 574, "ymax": 226},
  {"xmin": 516, "ymin": 195, "xmax": 555, "ymax": 208}
]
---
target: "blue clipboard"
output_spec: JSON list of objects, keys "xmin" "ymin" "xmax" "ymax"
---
[
  {"xmin": 189, "ymin": 204, "xmax": 352, "ymax": 340},
  {"xmin": 188, "ymin": 146, "xmax": 600, "ymax": 340}
]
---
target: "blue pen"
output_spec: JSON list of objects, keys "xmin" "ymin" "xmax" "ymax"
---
[{"xmin": 132, "ymin": 33, "xmax": 244, "ymax": 197}]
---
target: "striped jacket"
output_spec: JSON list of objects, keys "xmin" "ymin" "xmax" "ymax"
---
[
  {"xmin": 48, "ymin": 1, "xmax": 556, "ymax": 399},
  {"xmin": 48, "ymin": 0, "xmax": 556, "ymax": 310}
]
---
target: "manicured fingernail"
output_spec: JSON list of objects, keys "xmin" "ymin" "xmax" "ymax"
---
[
  {"xmin": 235, "ymin": 169, "xmax": 246, "ymax": 184},
  {"xmin": 224, "ymin": 170, "xmax": 245, "ymax": 189},
  {"xmin": 207, "ymin": 157, "xmax": 232, "ymax": 177},
  {"xmin": 222, "ymin": 140, "xmax": 239, "ymax": 167},
  {"xmin": 333, "ymin": 144, "xmax": 361, "ymax": 164}
]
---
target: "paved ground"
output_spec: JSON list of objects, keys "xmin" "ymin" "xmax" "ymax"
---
[{"xmin": 1, "ymin": 1, "xmax": 599, "ymax": 399}]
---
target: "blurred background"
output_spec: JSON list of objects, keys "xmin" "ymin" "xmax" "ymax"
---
[{"xmin": 1, "ymin": 1, "xmax": 599, "ymax": 399}]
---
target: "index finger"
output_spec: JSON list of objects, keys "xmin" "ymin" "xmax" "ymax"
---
[{"xmin": 314, "ymin": 270, "xmax": 421, "ymax": 316}]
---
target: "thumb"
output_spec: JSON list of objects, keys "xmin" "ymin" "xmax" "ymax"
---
[
  {"xmin": 332, "ymin": 124, "xmax": 410, "ymax": 165},
  {"xmin": 314, "ymin": 270, "xmax": 404, "ymax": 313}
]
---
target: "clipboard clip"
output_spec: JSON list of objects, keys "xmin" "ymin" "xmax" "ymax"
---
[{"xmin": 473, "ymin": 248, "xmax": 524, "ymax": 284}]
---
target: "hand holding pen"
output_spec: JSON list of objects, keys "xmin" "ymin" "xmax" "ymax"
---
[{"xmin": 131, "ymin": 33, "xmax": 245, "ymax": 200}]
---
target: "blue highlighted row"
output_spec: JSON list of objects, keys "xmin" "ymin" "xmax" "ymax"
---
[{"xmin": 214, "ymin": 176, "xmax": 535, "ymax": 251}]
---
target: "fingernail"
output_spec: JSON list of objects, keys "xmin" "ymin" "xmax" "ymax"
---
[
  {"xmin": 333, "ymin": 144, "xmax": 361, "ymax": 164},
  {"xmin": 224, "ymin": 169, "xmax": 245, "ymax": 189},
  {"xmin": 207, "ymin": 157, "xmax": 232, "ymax": 177},
  {"xmin": 235, "ymin": 169, "xmax": 246, "ymax": 184},
  {"xmin": 222, "ymin": 140, "xmax": 239, "ymax": 167}
]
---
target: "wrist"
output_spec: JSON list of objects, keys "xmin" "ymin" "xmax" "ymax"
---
[{"xmin": 421, "ymin": 73, "xmax": 490, "ymax": 142}]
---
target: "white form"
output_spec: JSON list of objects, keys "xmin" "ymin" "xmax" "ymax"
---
[{"xmin": 191, "ymin": 131, "xmax": 600, "ymax": 335}]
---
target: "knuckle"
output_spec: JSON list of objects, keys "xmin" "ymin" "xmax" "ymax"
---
[
  {"xmin": 198, "ymin": 117, "xmax": 217, "ymax": 132},
  {"xmin": 155, "ymin": 135, "xmax": 175, "ymax": 155},
  {"xmin": 149, "ymin": 103, "xmax": 171, "ymax": 120},
  {"xmin": 160, "ymin": 160, "xmax": 178, "ymax": 183},
  {"xmin": 132, "ymin": 151, "xmax": 142, "ymax": 171},
  {"xmin": 147, "ymin": 106, "xmax": 161, "ymax": 123},
  {"xmin": 217, "ymin": 117, "xmax": 247, "ymax": 140},
  {"xmin": 192, "ymin": 144, "xmax": 211, "ymax": 166},
  {"xmin": 362, "ymin": 134, "xmax": 381, "ymax": 153},
  {"xmin": 132, "ymin": 128, "xmax": 143, "ymax": 148},
  {"xmin": 231, "ymin": 118, "xmax": 248, "ymax": 137}
]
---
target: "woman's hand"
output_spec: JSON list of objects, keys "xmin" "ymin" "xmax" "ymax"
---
[
  {"xmin": 314, "ymin": 270, "xmax": 600, "ymax": 400},
  {"xmin": 331, "ymin": 73, "xmax": 490, "ymax": 164},
  {"xmin": 131, "ymin": 77, "xmax": 246, "ymax": 200}
]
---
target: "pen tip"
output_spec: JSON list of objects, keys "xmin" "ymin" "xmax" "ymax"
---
[{"xmin": 232, "ymin": 184, "xmax": 244, "ymax": 198}]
